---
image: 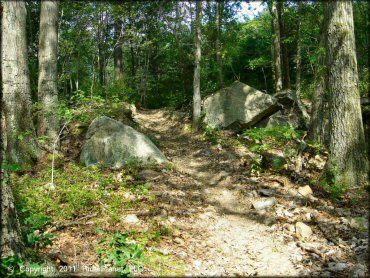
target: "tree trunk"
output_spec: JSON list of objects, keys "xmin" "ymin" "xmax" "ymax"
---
[
  {"xmin": 294, "ymin": 0, "xmax": 310, "ymax": 127},
  {"xmin": 308, "ymin": 25, "xmax": 328, "ymax": 145},
  {"xmin": 1, "ymin": 1, "xmax": 40, "ymax": 165},
  {"xmin": 1, "ymin": 82, "xmax": 25, "ymax": 258},
  {"xmin": 193, "ymin": 1, "xmax": 202, "ymax": 131},
  {"xmin": 295, "ymin": 1, "xmax": 302, "ymax": 95},
  {"xmin": 324, "ymin": 1, "xmax": 369, "ymax": 187},
  {"xmin": 98, "ymin": 5, "xmax": 104, "ymax": 86},
  {"xmin": 114, "ymin": 19, "xmax": 124, "ymax": 82},
  {"xmin": 270, "ymin": 0, "xmax": 282, "ymax": 93},
  {"xmin": 279, "ymin": 1, "xmax": 290, "ymax": 90},
  {"xmin": 216, "ymin": 0, "xmax": 223, "ymax": 88},
  {"xmin": 37, "ymin": 0, "xmax": 59, "ymax": 148},
  {"xmin": 0, "ymin": 170, "xmax": 25, "ymax": 258}
]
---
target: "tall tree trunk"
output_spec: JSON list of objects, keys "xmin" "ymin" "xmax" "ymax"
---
[
  {"xmin": 1, "ymin": 3, "xmax": 25, "ymax": 254},
  {"xmin": 278, "ymin": 1, "xmax": 290, "ymax": 90},
  {"xmin": 98, "ymin": 5, "xmax": 104, "ymax": 86},
  {"xmin": 270, "ymin": 0, "xmax": 282, "ymax": 93},
  {"xmin": 309, "ymin": 24, "xmax": 328, "ymax": 145},
  {"xmin": 37, "ymin": 0, "xmax": 59, "ymax": 148},
  {"xmin": 114, "ymin": 19, "xmax": 124, "ymax": 82},
  {"xmin": 0, "ymin": 130, "xmax": 25, "ymax": 258},
  {"xmin": 294, "ymin": 0, "xmax": 310, "ymax": 127},
  {"xmin": 216, "ymin": 0, "xmax": 223, "ymax": 88},
  {"xmin": 324, "ymin": 1, "xmax": 369, "ymax": 187},
  {"xmin": 295, "ymin": 1, "xmax": 302, "ymax": 95},
  {"xmin": 193, "ymin": 1, "xmax": 202, "ymax": 131},
  {"xmin": 1, "ymin": 1, "xmax": 40, "ymax": 165}
]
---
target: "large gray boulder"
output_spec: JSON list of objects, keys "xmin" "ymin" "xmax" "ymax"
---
[
  {"xmin": 203, "ymin": 81, "xmax": 280, "ymax": 131},
  {"xmin": 80, "ymin": 116, "xmax": 168, "ymax": 167}
]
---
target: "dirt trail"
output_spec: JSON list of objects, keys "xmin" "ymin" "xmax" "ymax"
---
[{"xmin": 134, "ymin": 109, "xmax": 306, "ymax": 276}]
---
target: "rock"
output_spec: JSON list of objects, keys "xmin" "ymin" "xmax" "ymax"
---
[
  {"xmin": 273, "ymin": 89, "xmax": 310, "ymax": 128},
  {"xmin": 123, "ymin": 214, "xmax": 140, "ymax": 224},
  {"xmin": 80, "ymin": 116, "xmax": 168, "ymax": 167},
  {"xmin": 308, "ymin": 155, "xmax": 326, "ymax": 169},
  {"xmin": 295, "ymin": 222, "xmax": 312, "ymax": 239},
  {"xmin": 137, "ymin": 169, "xmax": 161, "ymax": 180},
  {"xmin": 258, "ymin": 188, "xmax": 275, "ymax": 197},
  {"xmin": 351, "ymin": 263, "xmax": 366, "ymax": 277},
  {"xmin": 349, "ymin": 217, "xmax": 368, "ymax": 231},
  {"xmin": 178, "ymin": 251, "xmax": 187, "ymax": 259},
  {"xmin": 193, "ymin": 260, "xmax": 202, "ymax": 269},
  {"xmin": 252, "ymin": 197, "xmax": 276, "ymax": 210},
  {"xmin": 159, "ymin": 248, "xmax": 170, "ymax": 255},
  {"xmin": 298, "ymin": 185, "xmax": 313, "ymax": 197},
  {"xmin": 274, "ymin": 89, "xmax": 297, "ymax": 108},
  {"xmin": 168, "ymin": 216, "xmax": 176, "ymax": 223},
  {"xmin": 328, "ymin": 262, "xmax": 348, "ymax": 272},
  {"xmin": 203, "ymin": 81, "xmax": 280, "ymax": 131},
  {"xmin": 256, "ymin": 110, "xmax": 301, "ymax": 129}
]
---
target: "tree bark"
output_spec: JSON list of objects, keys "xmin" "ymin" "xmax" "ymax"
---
[
  {"xmin": 270, "ymin": 0, "xmax": 283, "ymax": 93},
  {"xmin": 295, "ymin": 1, "xmax": 302, "ymax": 95},
  {"xmin": 216, "ymin": 0, "xmax": 223, "ymax": 88},
  {"xmin": 294, "ymin": 0, "xmax": 310, "ymax": 127},
  {"xmin": 324, "ymin": 1, "xmax": 369, "ymax": 187},
  {"xmin": 37, "ymin": 0, "xmax": 59, "ymax": 148},
  {"xmin": 1, "ymin": 83, "xmax": 25, "ymax": 258},
  {"xmin": 278, "ymin": 1, "xmax": 290, "ymax": 90},
  {"xmin": 114, "ymin": 18, "xmax": 124, "ymax": 82},
  {"xmin": 193, "ymin": 1, "xmax": 202, "ymax": 131},
  {"xmin": 0, "ymin": 162, "xmax": 25, "ymax": 258},
  {"xmin": 1, "ymin": 1, "xmax": 40, "ymax": 165},
  {"xmin": 308, "ymin": 23, "xmax": 328, "ymax": 145},
  {"xmin": 98, "ymin": 5, "xmax": 104, "ymax": 86}
]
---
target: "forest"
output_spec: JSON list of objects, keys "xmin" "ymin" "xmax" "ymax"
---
[{"xmin": 0, "ymin": 0, "xmax": 369, "ymax": 277}]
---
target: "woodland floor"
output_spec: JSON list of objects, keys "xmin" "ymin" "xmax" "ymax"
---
[{"xmin": 34, "ymin": 108, "xmax": 369, "ymax": 277}]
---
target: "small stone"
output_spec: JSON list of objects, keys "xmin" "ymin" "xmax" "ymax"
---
[
  {"xmin": 178, "ymin": 251, "xmax": 187, "ymax": 259},
  {"xmin": 295, "ymin": 222, "xmax": 312, "ymax": 239},
  {"xmin": 160, "ymin": 209, "xmax": 168, "ymax": 217},
  {"xmin": 305, "ymin": 212, "xmax": 312, "ymax": 221},
  {"xmin": 298, "ymin": 185, "xmax": 313, "ymax": 197},
  {"xmin": 123, "ymin": 192, "xmax": 136, "ymax": 200},
  {"xmin": 123, "ymin": 214, "xmax": 139, "ymax": 224},
  {"xmin": 169, "ymin": 216, "xmax": 176, "ymax": 223},
  {"xmin": 246, "ymin": 190, "xmax": 258, "ymax": 198},
  {"xmin": 193, "ymin": 260, "xmax": 202, "ymax": 269},
  {"xmin": 159, "ymin": 248, "xmax": 170, "ymax": 255},
  {"xmin": 328, "ymin": 262, "xmax": 348, "ymax": 272},
  {"xmin": 258, "ymin": 188, "xmax": 275, "ymax": 197},
  {"xmin": 252, "ymin": 197, "xmax": 276, "ymax": 210}
]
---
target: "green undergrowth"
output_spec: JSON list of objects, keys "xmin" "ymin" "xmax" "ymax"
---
[
  {"xmin": 11, "ymin": 160, "xmax": 183, "ymax": 276},
  {"xmin": 95, "ymin": 225, "xmax": 184, "ymax": 276},
  {"xmin": 241, "ymin": 126, "xmax": 304, "ymax": 175},
  {"xmin": 12, "ymin": 163, "xmax": 142, "ymax": 223},
  {"xmin": 201, "ymin": 125, "xmax": 223, "ymax": 145},
  {"xmin": 242, "ymin": 125, "xmax": 304, "ymax": 148},
  {"xmin": 57, "ymin": 94, "xmax": 137, "ymax": 128}
]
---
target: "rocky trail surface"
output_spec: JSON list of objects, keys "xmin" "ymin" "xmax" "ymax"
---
[{"xmin": 133, "ymin": 109, "xmax": 368, "ymax": 276}]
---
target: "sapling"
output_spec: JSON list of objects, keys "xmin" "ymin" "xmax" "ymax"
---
[{"xmin": 48, "ymin": 124, "xmax": 68, "ymax": 190}]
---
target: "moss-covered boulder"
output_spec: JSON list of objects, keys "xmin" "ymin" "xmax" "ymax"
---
[{"xmin": 80, "ymin": 116, "xmax": 168, "ymax": 167}]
